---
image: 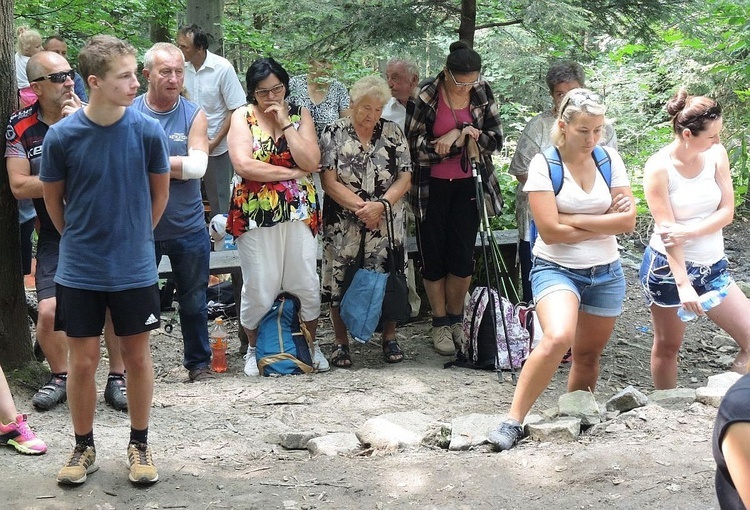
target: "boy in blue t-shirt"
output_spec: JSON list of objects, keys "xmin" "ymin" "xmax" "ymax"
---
[{"xmin": 40, "ymin": 35, "xmax": 170, "ymax": 487}]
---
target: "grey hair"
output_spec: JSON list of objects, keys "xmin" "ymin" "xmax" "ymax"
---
[
  {"xmin": 144, "ymin": 42, "xmax": 184, "ymax": 71},
  {"xmin": 550, "ymin": 88, "xmax": 607, "ymax": 146},
  {"xmin": 545, "ymin": 61, "xmax": 585, "ymax": 93},
  {"xmin": 386, "ymin": 57, "xmax": 419, "ymax": 80},
  {"xmin": 350, "ymin": 75, "xmax": 391, "ymax": 106}
]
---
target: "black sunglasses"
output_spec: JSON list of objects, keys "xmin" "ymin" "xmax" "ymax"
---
[{"xmin": 31, "ymin": 69, "xmax": 76, "ymax": 84}]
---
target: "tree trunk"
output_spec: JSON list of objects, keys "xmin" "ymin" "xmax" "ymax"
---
[
  {"xmin": 0, "ymin": 0, "xmax": 34, "ymax": 369},
  {"xmin": 186, "ymin": 0, "xmax": 226, "ymax": 56},
  {"xmin": 150, "ymin": 23, "xmax": 171, "ymax": 43},
  {"xmin": 458, "ymin": 0, "xmax": 476, "ymax": 46}
]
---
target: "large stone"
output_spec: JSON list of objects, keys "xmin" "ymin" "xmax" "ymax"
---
[
  {"xmin": 712, "ymin": 334, "xmax": 736, "ymax": 349},
  {"xmin": 307, "ymin": 433, "xmax": 360, "ymax": 456},
  {"xmin": 649, "ymin": 388, "xmax": 696, "ymax": 408},
  {"xmin": 526, "ymin": 417, "xmax": 581, "ymax": 442},
  {"xmin": 448, "ymin": 413, "xmax": 505, "ymax": 451},
  {"xmin": 558, "ymin": 390, "xmax": 601, "ymax": 426},
  {"xmin": 356, "ymin": 411, "xmax": 438, "ymax": 450},
  {"xmin": 279, "ymin": 431, "xmax": 320, "ymax": 450},
  {"xmin": 605, "ymin": 385, "xmax": 649, "ymax": 412},
  {"xmin": 695, "ymin": 372, "xmax": 743, "ymax": 407}
]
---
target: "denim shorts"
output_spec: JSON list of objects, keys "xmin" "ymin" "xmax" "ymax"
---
[
  {"xmin": 639, "ymin": 246, "xmax": 733, "ymax": 307},
  {"xmin": 530, "ymin": 257, "xmax": 626, "ymax": 317}
]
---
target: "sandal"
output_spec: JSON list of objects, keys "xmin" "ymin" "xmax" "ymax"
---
[
  {"xmin": 330, "ymin": 344, "xmax": 352, "ymax": 368},
  {"xmin": 382, "ymin": 339, "xmax": 404, "ymax": 364},
  {"xmin": 560, "ymin": 348, "xmax": 573, "ymax": 364}
]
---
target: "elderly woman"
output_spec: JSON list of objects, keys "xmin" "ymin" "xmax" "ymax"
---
[
  {"xmin": 488, "ymin": 89, "xmax": 635, "ymax": 451},
  {"xmin": 319, "ymin": 75, "xmax": 412, "ymax": 368},
  {"xmin": 226, "ymin": 57, "xmax": 328, "ymax": 376},
  {"xmin": 406, "ymin": 41, "xmax": 504, "ymax": 356}
]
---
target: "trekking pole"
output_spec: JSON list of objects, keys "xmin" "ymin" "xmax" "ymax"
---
[{"xmin": 466, "ymin": 137, "xmax": 517, "ymax": 384}]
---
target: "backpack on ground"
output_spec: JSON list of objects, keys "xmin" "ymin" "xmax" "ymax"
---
[
  {"xmin": 256, "ymin": 293, "xmax": 315, "ymax": 376},
  {"xmin": 529, "ymin": 145, "xmax": 612, "ymax": 249},
  {"xmin": 455, "ymin": 286, "xmax": 533, "ymax": 370}
]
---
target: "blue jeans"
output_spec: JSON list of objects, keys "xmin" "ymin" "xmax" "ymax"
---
[{"xmin": 155, "ymin": 228, "xmax": 211, "ymax": 370}]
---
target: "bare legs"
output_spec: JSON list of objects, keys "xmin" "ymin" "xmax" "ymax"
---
[{"xmin": 423, "ymin": 274, "xmax": 471, "ymax": 317}]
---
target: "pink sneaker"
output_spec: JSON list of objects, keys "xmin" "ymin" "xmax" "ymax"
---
[{"xmin": 0, "ymin": 414, "xmax": 47, "ymax": 455}]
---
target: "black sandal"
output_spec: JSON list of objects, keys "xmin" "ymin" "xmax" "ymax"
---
[
  {"xmin": 330, "ymin": 344, "xmax": 352, "ymax": 368},
  {"xmin": 382, "ymin": 339, "xmax": 404, "ymax": 364}
]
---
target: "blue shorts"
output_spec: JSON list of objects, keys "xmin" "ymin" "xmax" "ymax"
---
[
  {"xmin": 639, "ymin": 246, "xmax": 733, "ymax": 307},
  {"xmin": 531, "ymin": 257, "xmax": 626, "ymax": 317}
]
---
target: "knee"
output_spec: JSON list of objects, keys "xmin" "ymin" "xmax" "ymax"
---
[
  {"xmin": 652, "ymin": 335, "xmax": 682, "ymax": 358},
  {"xmin": 37, "ymin": 300, "xmax": 55, "ymax": 329},
  {"xmin": 536, "ymin": 331, "xmax": 573, "ymax": 357}
]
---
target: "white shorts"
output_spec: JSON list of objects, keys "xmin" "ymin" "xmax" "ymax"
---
[{"xmin": 236, "ymin": 221, "xmax": 321, "ymax": 329}]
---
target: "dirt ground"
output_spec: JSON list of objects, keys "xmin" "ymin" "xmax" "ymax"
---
[{"xmin": 4, "ymin": 222, "xmax": 749, "ymax": 510}]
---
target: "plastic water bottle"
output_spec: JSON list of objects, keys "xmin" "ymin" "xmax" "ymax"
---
[
  {"xmin": 209, "ymin": 318, "xmax": 228, "ymax": 373},
  {"xmin": 676, "ymin": 289, "xmax": 728, "ymax": 322}
]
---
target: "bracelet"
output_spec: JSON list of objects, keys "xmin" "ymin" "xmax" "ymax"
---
[{"xmin": 281, "ymin": 123, "xmax": 294, "ymax": 131}]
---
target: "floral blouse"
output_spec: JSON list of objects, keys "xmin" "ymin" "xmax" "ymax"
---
[{"xmin": 227, "ymin": 104, "xmax": 320, "ymax": 237}]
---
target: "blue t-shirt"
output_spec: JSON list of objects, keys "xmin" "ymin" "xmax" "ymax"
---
[
  {"xmin": 39, "ymin": 107, "xmax": 170, "ymax": 291},
  {"xmin": 132, "ymin": 95, "xmax": 206, "ymax": 241}
]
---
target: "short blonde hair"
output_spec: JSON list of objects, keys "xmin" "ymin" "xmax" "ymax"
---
[
  {"xmin": 16, "ymin": 27, "xmax": 42, "ymax": 55},
  {"xmin": 350, "ymin": 75, "xmax": 390, "ymax": 107},
  {"xmin": 551, "ymin": 88, "xmax": 607, "ymax": 146}
]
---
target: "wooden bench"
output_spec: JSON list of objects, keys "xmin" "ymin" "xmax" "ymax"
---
[{"xmin": 157, "ymin": 229, "xmax": 519, "ymax": 346}]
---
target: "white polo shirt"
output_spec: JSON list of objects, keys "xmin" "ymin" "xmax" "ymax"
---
[{"xmin": 184, "ymin": 51, "xmax": 246, "ymax": 156}]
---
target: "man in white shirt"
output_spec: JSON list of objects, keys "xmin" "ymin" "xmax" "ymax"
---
[
  {"xmin": 382, "ymin": 57, "xmax": 419, "ymax": 132},
  {"xmin": 381, "ymin": 56, "xmax": 421, "ymax": 319},
  {"xmin": 177, "ymin": 24, "xmax": 246, "ymax": 216}
]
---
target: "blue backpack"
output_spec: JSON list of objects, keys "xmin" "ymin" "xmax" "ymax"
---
[
  {"xmin": 256, "ymin": 293, "xmax": 315, "ymax": 376},
  {"xmin": 529, "ymin": 145, "xmax": 612, "ymax": 249}
]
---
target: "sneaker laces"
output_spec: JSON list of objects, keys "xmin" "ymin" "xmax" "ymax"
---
[
  {"xmin": 131, "ymin": 442, "xmax": 153, "ymax": 465},
  {"xmin": 66, "ymin": 444, "xmax": 90, "ymax": 466},
  {"xmin": 14, "ymin": 415, "xmax": 37, "ymax": 441}
]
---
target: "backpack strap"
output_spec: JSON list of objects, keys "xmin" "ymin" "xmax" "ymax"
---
[
  {"xmin": 542, "ymin": 145, "xmax": 564, "ymax": 195},
  {"xmin": 592, "ymin": 145, "xmax": 612, "ymax": 188}
]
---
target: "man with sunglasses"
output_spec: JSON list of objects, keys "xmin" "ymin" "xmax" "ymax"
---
[
  {"xmin": 42, "ymin": 35, "xmax": 88, "ymax": 102},
  {"xmin": 177, "ymin": 24, "xmax": 245, "ymax": 217},
  {"xmin": 5, "ymin": 50, "xmax": 129, "ymax": 413}
]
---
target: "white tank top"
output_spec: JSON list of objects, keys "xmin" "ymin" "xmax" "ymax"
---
[{"xmin": 648, "ymin": 147, "xmax": 724, "ymax": 265}]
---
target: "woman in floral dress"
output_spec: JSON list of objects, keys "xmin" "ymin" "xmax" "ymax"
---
[
  {"xmin": 319, "ymin": 75, "xmax": 412, "ymax": 367},
  {"xmin": 226, "ymin": 57, "xmax": 329, "ymax": 376}
]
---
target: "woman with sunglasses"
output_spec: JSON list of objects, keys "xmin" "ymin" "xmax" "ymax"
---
[
  {"xmin": 405, "ymin": 41, "xmax": 504, "ymax": 357},
  {"xmin": 640, "ymin": 89, "xmax": 750, "ymax": 389},
  {"xmin": 488, "ymin": 88, "xmax": 635, "ymax": 451},
  {"xmin": 226, "ymin": 57, "xmax": 328, "ymax": 376}
]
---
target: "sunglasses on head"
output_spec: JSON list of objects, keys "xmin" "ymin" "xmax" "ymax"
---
[
  {"xmin": 31, "ymin": 69, "xmax": 76, "ymax": 84},
  {"xmin": 560, "ymin": 91, "xmax": 603, "ymax": 116}
]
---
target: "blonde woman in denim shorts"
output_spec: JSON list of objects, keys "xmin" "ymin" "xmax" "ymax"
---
[{"xmin": 488, "ymin": 88, "xmax": 635, "ymax": 451}]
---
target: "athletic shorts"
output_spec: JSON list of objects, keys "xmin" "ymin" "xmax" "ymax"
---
[
  {"xmin": 417, "ymin": 177, "xmax": 479, "ymax": 281},
  {"xmin": 20, "ymin": 218, "xmax": 35, "ymax": 275},
  {"xmin": 639, "ymin": 246, "xmax": 732, "ymax": 307},
  {"xmin": 55, "ymin": 284, "xmax": 160, "ymax": 337},
  {"xmin": 35, "ymin": 238, "xmax": 60, "ymax": 301},
  {"xmin": 531, "ymin": 257, "xmax": 625, "ymax": 317}
]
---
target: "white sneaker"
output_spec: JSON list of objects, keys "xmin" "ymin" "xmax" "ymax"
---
[
  {"xmin": 243, "ymin": 347, "xmax": 259, "ymax": 377},
  {"xmin": 312, "ymin": 341, "xmax": 330, "ymax": 372}
]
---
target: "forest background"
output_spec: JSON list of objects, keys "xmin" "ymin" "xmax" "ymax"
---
[{"xmin": 1, "ymin": 0, "xmax": 749, "ymax": 367}]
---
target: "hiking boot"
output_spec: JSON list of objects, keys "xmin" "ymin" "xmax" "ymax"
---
[
  {"xmin": 127, "ymin": 442, "xmax": 159, "ymax": 484},
  {"xmin": 57, "ymin": 444, "xmax": 98, "ymax": 485},
  {"xmin": 488, "ymin": 420, "xmax": 525, "ymax": 451},
  {"xmin": 432, "ymin": 325, "xmax": 455, "ymax": 356},
  {"xmin": 104, "ymin": 376, "xmax": 128, "ymax": 411},
  {"xmin": 313, "ymin": 341, "xmax": 330, "ymax": 372},
  {"xmin": 244, "ymin": 347, "xmax": 259, "ymax": 377},
  {"xmin": 0, "ymin": 414, "xmax": 47, "ymax": 455},
  {"xmin": 188, "ymin": 366, "xmax": 215, "ymax": 382},
  {"xmin": 451, "ymin": 322, "xmax": 466, "ymax": 350},
  {"xmin": 32, "ymin": 375, "xmax": 67, "ymax": 411}
]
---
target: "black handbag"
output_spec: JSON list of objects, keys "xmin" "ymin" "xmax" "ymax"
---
[{"xmin": 378, "ymin": 199, "xmax": 411, "ymax": 324}]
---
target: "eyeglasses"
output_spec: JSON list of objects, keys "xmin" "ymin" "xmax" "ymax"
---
[
  {"xmin": 448, "ymin": 69, "xmax": 481, "ymax": 88},
  {"xmin": 559, "ymin": 91, "xmax": 604, "ymax": 116},
  {"xmin": 31, "ymin": 69, "xmax": 76, "ymax": 84},
  {"xmin": 255, "ymin": 83, "xmax": 285, "ymax": 98}
]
